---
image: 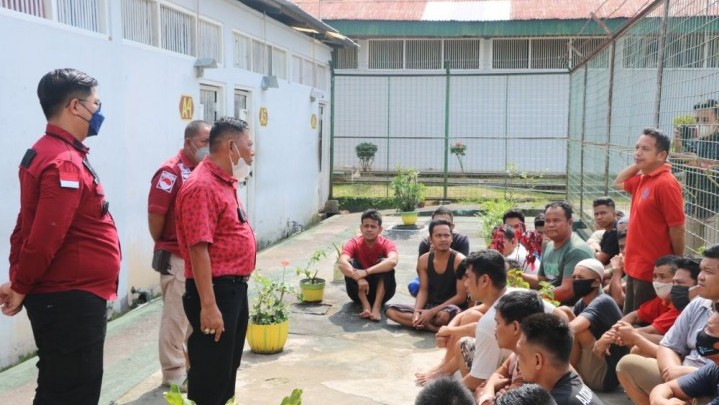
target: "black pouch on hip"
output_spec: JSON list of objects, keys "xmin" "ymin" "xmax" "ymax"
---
[{"xmin": 152, "ymin": 249, "xmax": 172, "ymax": 275}]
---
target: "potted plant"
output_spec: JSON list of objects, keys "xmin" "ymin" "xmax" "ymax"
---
[
  {"xmin": 247, "ymin": 262, "xmax": 298, "ymax": 354},
  {"xmin": 355, "ymin": 142, "xmax": 378, "ymax": 172},
  {"xmin": 391, "ymin": 166, "xmax": 426, "ymax": 225},
  {"xmin": 295, "ymin": 248, "xmax": 328, "ymax": 303}
]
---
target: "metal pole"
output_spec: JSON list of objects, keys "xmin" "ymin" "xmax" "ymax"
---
[
  {"xmin": 504, "ymin": 76, "xmax": 509, "ymax": 200},
  {"xmin": 443, "ymin": 62, "xmax": 450, "ymax": 201},
  {"xmin": 386, "ymin": 76, "xmax": 391, "ymax": 198},
  {"xmin": 604, "ymin": 41, "xmax": 617, "ymax": 196},
  {"xmin": 654, "ymin": 0, "xmax": 671, "ymax": 127},
  {"xmin": 579, "ymin": 66, "xmax": 588, "ymax": 216},
  {"xmin": 329, "ymin": 63, "xmax": 336, "ymax": 198}
]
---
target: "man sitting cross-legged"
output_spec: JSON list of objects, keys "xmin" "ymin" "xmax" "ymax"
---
[
  {"xmin": 560, "ymin": 258, "xmax": 629, "ymax": 392},
  {"xmin": 338, "ymin": 209, "xmax": 399, "ymax": 321},
  {"xmin": 476, "ymin": 290, "xmax": 546, "ymax": 405},
  {"xmin": 516, "ymin": 313, "xmax": 605, "ymax": 405},
  {"xmin": 386, "ymin": 219, "xmax": 468, "ymax": 332}
]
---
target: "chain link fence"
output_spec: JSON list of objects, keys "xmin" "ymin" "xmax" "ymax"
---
[{"xmin": 568, "ymin": 0, "xmax": 719, "ymax": 254}]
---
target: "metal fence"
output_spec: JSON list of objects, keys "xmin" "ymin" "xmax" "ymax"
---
[
  {"xmin": 330, "ymin": 71, "xmax": 570, "ymax": 201},
  {"xmin": 567, "ymin": 0, "xmax": 719, "ymax": 254}
]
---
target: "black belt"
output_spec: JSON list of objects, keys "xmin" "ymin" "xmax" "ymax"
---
[{"xmin": 214, "ymin": 275, "xmax": 251, "ymax": 283}]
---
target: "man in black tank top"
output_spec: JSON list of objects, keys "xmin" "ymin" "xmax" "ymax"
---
[{"xmin": 386, "ymin": 219, "xmax": 467, "ymax": 332}]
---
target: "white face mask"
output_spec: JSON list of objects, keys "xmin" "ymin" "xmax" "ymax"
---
[
  {"xmin": 653, "ymin": 281, "xmax": 673, "ymax": 300},
  {"xmin": 698, "ymin": 125, "xmax": 714, "ymax": 138},
  {"xmin": 230, "ymin": 142, "xmax": 251, "ymax": 180}
]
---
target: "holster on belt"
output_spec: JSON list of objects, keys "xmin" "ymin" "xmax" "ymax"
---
[{"xmin": 151, "ymin": 249, "xmax": 172, "ymax": 275}]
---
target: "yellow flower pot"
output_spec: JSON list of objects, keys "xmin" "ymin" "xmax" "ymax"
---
[
  {"xmin": 300, "ymin": 278, "xmax": 326, "ymax": 303},
  {"xmin": 400, "ymin": 211, "xmax": 418, "ymax": 225},
  {"xmin": 247, "ymin": 320, "xmax": 289, "ymax": 354}
]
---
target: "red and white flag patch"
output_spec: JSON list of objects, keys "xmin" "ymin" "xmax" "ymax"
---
[
  {"xmin": 156, "ymin": 171, "xmax": 177, "ymax": 193},
  {"xmin": 59, "ymin": 171, "xmax": 80, "ymax": 189}
]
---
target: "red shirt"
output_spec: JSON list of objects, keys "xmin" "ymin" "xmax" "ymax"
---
[
  {"xmin": 148, "ymin": 150, "xmax": 196, "ymax": 255},
  {"xmin": 175, "ymin": 159, "xmax": 256, "ymax": 278},
  {"xmin": 652, "ymin": 304, "xmax": 681, "ymax": 335},
  {"xmin": 342, "ymin": 235, "xmax": 398, "ymax": 269},
  {"xmin": 624, "ymin": 164, "xmax": 685, "ymax": 281},
  {"xmin": 637, "ymin": 296, "xmax": 672, "ymax": 325},
  {"xmin": 9, "ymin": 125, "xmax": 121, "ymax": 299}
]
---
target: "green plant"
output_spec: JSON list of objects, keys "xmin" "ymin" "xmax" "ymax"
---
[
  {"xmin": 478, "ymin": 198, "xmax": 514, "ymax": 243},
  {"xmin": 355, "ymin": 142, "xmax": 378, "ymax": 172},
  {"xmin": 538, "ymin": 281, "xmax": 560, "ymax": 307},
  {"xmin": 504, "ymin": 162, "xmax": 547, "ymax": 203},
  {"xmin": 507, "ymin": 269, "xmax": 530, "ymax": 289},
  {"xmin": 450, "ymin": 141, "xmax": 467, "ymax": 175},
  {"xmin": 390, "ymin": 166, "xmax": 426, "ymax": 212},
  {"xmin": 164, "ymin": 384, "xmax": 236, "ymax": 405},
  {"xmin": 674, "ymin": 114, "xmax": 696, "ymax": 127},
  {"xmin": 295, "ymin": 248, "xmax": 328, "ymax": 284},
  {"xmin": 332, "ymin": 242, "xmax": 344, "ymax": 261},
  {"xmin": 250, "ymin": 264, "xmax": 298, "ymax": 325},
  {"xmin": 281, "ymin": 389, "xmax": 303, "ymax": 405}
]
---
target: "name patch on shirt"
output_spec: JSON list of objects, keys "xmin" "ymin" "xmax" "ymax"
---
[
  {"xmin": 59, "ymin": 171, "xmax": 80, "ymax": 189},
  {"xmin": 156, "ymin": 171, "xmax": 177, "ymax": 193}
]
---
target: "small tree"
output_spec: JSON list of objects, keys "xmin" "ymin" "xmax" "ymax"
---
[
  {"xmin": 450, "ymin": 141, "xmax": 467, "ymax": 175},
  {"xmin": 355, "ymin": 142, "xmax": 378, "ymax": 172},
  {"xmin": 391, "ymin": 167, "xmax": 426, "ymax": 212}
]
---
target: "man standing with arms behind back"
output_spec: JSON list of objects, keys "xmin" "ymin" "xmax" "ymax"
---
[
  {"xmin": 614, "ymin": 128, "xmax": 685, "ymax": 314},
  {"xmin": 148, "ymin": 120, "xmax": 210, "ymax": 389},
  {"xmin": 175, "ymin": 117, "xmax": 255, "ymax": 405},
  {"xmin": 0, "ymin": 68, "xmax": 120, "ymax": 405}
]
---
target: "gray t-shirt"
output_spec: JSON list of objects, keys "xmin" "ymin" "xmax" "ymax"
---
[
  {"xmin": 538, "ymin": 234, "xmax": 593, "ymax": 304},
  {"xmin": 660, "ymin": 297, "xmax": 712, "ymax": 367}
]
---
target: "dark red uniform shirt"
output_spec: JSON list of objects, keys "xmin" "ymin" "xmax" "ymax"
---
[
  {"xmin": 9, "ymin": 124, "xmax": 121, "ymax": 299},
  {"xmin": 148, "ymin": 150, "xmax": 196, "ymax": 256},
  {"xmin": 175, "ymin": 159, "xmax": 256, "ymax": 278}
]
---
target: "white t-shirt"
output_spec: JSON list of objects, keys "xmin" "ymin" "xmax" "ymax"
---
[
  {"xmin": 470, "ymin": 288, "xmax": 556, "ymax": 379},
  {"xmin": 506, "ymin": 244, "xmax": 539, "ymax": 275}
]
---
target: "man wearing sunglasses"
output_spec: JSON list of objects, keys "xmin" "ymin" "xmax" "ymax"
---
[
  {"xmin": 0, "ymin": 68, "xmax": 120, "ymax": 404},
  {"xmin": 175, "ymin": 116, "xmax": 255, "ymax": 405}
]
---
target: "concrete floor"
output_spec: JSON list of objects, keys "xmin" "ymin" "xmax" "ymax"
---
[{"xmin": 0, "ymin": 208, "xmax": 634, "ymax": 405}]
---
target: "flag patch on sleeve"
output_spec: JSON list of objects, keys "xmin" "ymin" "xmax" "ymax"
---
[
  {"xmin": 59, "ymin": 171, "xmax": 80, "ymax": 189},
  {"xmin": 156, "ymin": 171, "xmax": 177, "ymax": 193}
]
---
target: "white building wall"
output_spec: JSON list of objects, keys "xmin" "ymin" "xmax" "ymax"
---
[{"xmin": 0, "ymin": 0, "xmax": 332, "ymax": 368}]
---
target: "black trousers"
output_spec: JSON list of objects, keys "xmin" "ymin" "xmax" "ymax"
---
[
  {"xmin": 24, "ymin": 290, "xmax": 107, "ymax": 405},
  {"xmin": 183, "ymin": 277, "xmax": 248, "ymax": 405},
  {"xmin": 344, "ymin": 259, "xmax": 396, "ymax": 305}
]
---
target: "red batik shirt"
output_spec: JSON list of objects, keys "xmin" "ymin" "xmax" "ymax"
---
[
  {"xmin": 9, "ymin": 124, "xmax": 121, "ymax": 299},
  {"xmin": 175, "ymin": 159, "xmax": 256, "ymax": 278},
  {"xmin": 148, "ymin": 150, "xmax": 196, "ymax": 256}
]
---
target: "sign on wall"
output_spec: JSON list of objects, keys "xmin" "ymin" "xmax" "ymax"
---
[
  {"xmin": 179, "ymin": 95, "xmax": 194, "ymax": 121},
  {"xmin": 311, "ymin": 114, "xmax": 317, "ymax": 129},
  {"xmin": 259, "ymin": 107, "xmax": 268, "ymax": 127}
]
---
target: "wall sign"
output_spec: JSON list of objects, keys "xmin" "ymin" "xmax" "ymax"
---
[
  {"xmin": 259, "ymin": 107, "xmax": 268, "ymax": 127},
  {"xmin": 179, "ymin": 95, "xmax": 194, "ymax": 121},
  {"xmin": 311, "ymin": 114, "xmax": 317, "ymax": 129}
]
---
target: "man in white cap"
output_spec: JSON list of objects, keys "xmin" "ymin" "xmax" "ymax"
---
[{"xmin": 560, "ymin": 258, "xmax": 629, "ymax": 392}]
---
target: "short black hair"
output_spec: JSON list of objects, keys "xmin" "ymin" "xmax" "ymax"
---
[
  {"xmin": 503, "ymin": 210, "xmax": 525, "ymax": 224},
  {"xmin": 455, "ymin": 259, "xmax": 468, "ymax": 280},
  {"xmin": 545, "ymin": 201, "xmax": 573, "ymax": 220},
  {"xmin": 534, "ymin": 213, "xmax": 545, "ymax": 227},
  {"xmin": 497, "ymin": 224, "xmax": 516, "ymax": 240},
  {"xmin": 429, "ymin": 218, "xmax": 453, "ymax": 236},
  {"xmin": 617, "ymin": 230, "xmax": 628, "ymax": 240},
  {"xmin": 704, "ymin": 244, "xmax": 719, "ymax": 259},
  {"xmin": 361, "ymin": 209, "xmax": 382, "ymax": 226},
  {"xmin": 693, "ymin": 99, "xmax": 719, "ymax": 116},
  {"xmin": 494, "ymin": 384, "xmax": 557, "ymax": 405},
  {"xmin": 655, "ymin": 255, "xmax": 679, "ymax": 273},
  {"xmin": 675, "ymin": 257, "xmax": 701, "ymax": 281},
  {"xmin": 521, "ymin": 313, "xmax": 573, "ymax": 366},
  {"xmin": 432, "ymin": 206, "xmax": 454, "ymax": 221},
  {"xmin": 496, "ymin": 290, "xmax": 544, "ymax": 324},
  {"xmin": 593, "ymin": 196, "xmax": 615, "ymax": 210},
  {"xmin": 642, "ymin": 127, "xmax": 671, "ymax": 155},
  {"xmin": 465, "ymin": 249, "xmax": 507, "ymax": 289},
  {"xmin": 37, "ymin": 68, "xmax": 98, "ymax": 119},
  {"xmin": 185, "ymin": 120, "xmax": 210, "ymax": 139},
  {"xmin": 415, "ymin": 376, "xmax": 475, "ymax": 405},
  {"xmin": 209, "ymin": 117, "xmax": 249, "ymax": 152}
]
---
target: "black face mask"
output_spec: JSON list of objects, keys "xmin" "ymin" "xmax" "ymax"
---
[
  {"xmin": 696, "ymin": 330, "xmax": 719, "ymax": 357},
  {"xmin": 572, "ymin": 279, "xmax": 596, "ymax": 298},
  {"xmin": 670, "ymin": 285, "xmax": 691, "ymax": 311}
]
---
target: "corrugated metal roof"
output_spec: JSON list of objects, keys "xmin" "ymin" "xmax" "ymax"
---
[{"xmin": 291, "ymin": 0, "xmax": 649, "ymax": 22}]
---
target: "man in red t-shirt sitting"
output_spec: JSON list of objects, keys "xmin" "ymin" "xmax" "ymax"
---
[{"xmin": 339, "ymin": 209, "xmax": 399, "ymax": 321}]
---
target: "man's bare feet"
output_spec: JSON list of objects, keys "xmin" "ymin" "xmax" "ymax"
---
[
  {"xmin": 369, "ymin": 310, "xmax": 381, "ymax": 322},
  {"xmin": 359, "ymin": 309, "xmax": 372, "ymax": 318},
  {"xmin": 414, "ymin": 369, "xmax": 445, "ymax": 386}
]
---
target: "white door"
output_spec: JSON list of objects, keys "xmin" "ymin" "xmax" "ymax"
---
[
  {"xmin": 318, "ymin": 103, "xmax": 329, "ymax": 208},
  {"xmin": 199, "ymin": 85, "xmax": 222, "ymax": 123},
  {"xmin": 234, "ymin": 89, "xmax": 253, "ymax": 224}
]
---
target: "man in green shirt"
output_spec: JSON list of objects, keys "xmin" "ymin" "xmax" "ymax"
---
[{"xmin": 523, "ymin": 201, "xmax": 594, "ymax": 306}]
